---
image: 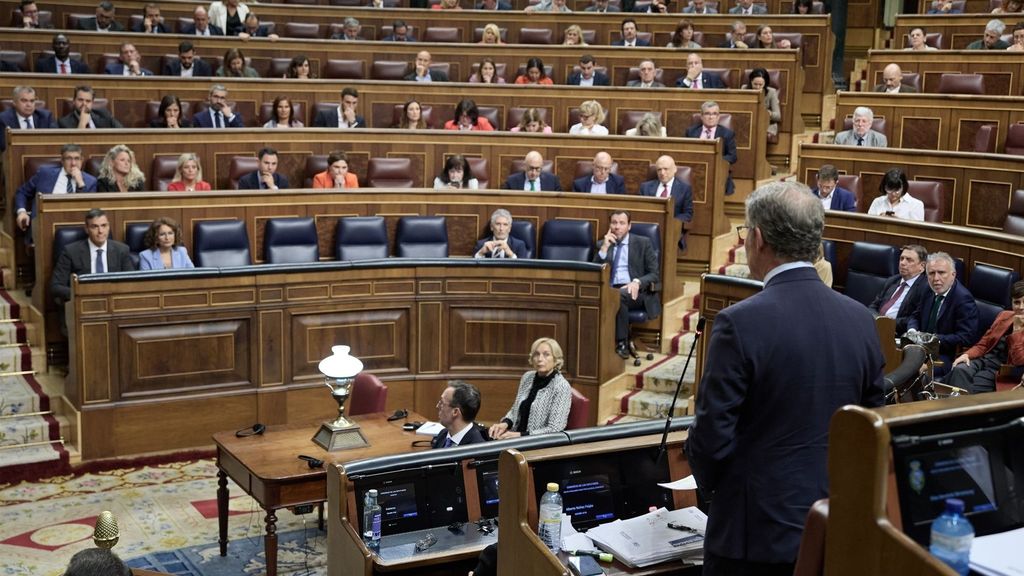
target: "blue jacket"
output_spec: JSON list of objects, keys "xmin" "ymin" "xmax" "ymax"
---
[
  {"xmin": 676, "ymin": 72, "xmax": 727, "ymax": 89},
  {"xmin": 474, "ymin": 235, "xmax": 528, "ymax": 259},
  {"xmin": 566, "ymin": 71, "xmax": 611, "ymax": 86},
  {"xmin": 237, "ymin": 171, "xmax": 289, "ymax": 190},
  {"xmin": 907, "ymin": 280, "xmax": 980, "ymax": 372},
  {"xmin": 812, "ymin": 186, "xmax": 857, "ymax": 212},
  {"xmin": 193, "ymin": 107, "xmax": 245, "ymax": 128},
  {"xmin": 104, "ymin": 62, "xmax": 154, "ymax": 76},
  {"xmin": 572, "ymin": 173, "xmax": 626, "ymax": 194},
  {"xmin": 0, "ymin": 107, "xmax": 56, "ymax": 151},
  {"xmin": 16, "ymin": 165, "xmax": 97, "ymax": 217},
  {"xmin": 139, "ymin": 246, "xmax": 195, "ymax": 270}
]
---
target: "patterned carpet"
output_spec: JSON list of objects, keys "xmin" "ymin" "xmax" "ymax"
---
[{"xmin": 0, "ymin": 458, "xmax": 324, "ymax": 575}]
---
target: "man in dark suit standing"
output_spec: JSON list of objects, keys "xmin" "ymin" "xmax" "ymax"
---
[
  {"xmin": 404, "ymin": 51, "xmax": 448, "ymax": 82},
  {"xmin": 640, "ymin": 155, "xmax": 694, "ymax": 250},
  {"xmin": 238, "ymin": 148, "xmax": 290, "ymax": 190},
  {"xmin": 685, "ymin": 101, "xmax": 737, "ymax": 195},
  {"xmin": 686, "ymin": 182, "xmax": 885, "ymax": 576},
  {"xmin": 16, "ymin": 143, "xmax": 97, "ymax": 244},
  {"xmin": 162, "ymin": 41, "xmax": 213, "ymax": 77},
  {"xmin": 593, "ymin": 210, "xmax": 661, "ymax": 359},
  {"xmin": 869, "ymin": 244, "xmax": 930, "ymax": 336},
  {"xmin": 573, "ymin": 152, "xmax": 626, "ymax": 195},
  {"xmin": 431, "ymin": 380, "xmax": 486, "ymax": 448},
  {"xmin": 474, "ymin": 209, "xmax": 528, "ymax": 259},
  {"xmin": 182, "ymin": 6, "xmax": 223, "ymax": 36},
  {"xmin": 193, "ymin": 85, "xmax": 245, "ymax": 128},
  {"xmin": 35, "ymin": 34, "xmax": 92, "ymax": 74},
  {"xmin": 75, "ymin": 1, "xmax": 125, "ymax": 31},
  {"xmin": 502, "ymin": 151, "xmax": 561, "ymax": 191},
  {"xmin": 811, "ymin": 164, "xmax": 857, "ymax": 212},
  {"xmin": 312, "ymin": 87, "xmax": 365, "ymax": 128},
  {"xmin": 0, "ymin": 86, "xmax": 56, "ymax": 152},
  {"xmin": 566, "ymin": 54, "xmax": 610, "ymax": 86},
  {"xmin": 58, "ymin": 86, "xmax": 123, "ymax": 129},
  {"xmin": 907, "ymin": 252, "xmax": 980, "ymax": 376},
  {"xmin": 676, "ymin": 53, "xmax": 727, "ymax": 89}
]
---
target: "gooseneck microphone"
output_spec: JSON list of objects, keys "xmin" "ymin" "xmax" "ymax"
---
[{"xmin": 655, "ymin": 316, "xmax": 706, "ymax": 465}]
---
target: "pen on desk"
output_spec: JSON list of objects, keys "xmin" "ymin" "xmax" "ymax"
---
[
  {"xmin": 567, "ymin": 550, "xmax": 614, "ymax": 563},
  {"xmin": 667, "ymin": 522, "xmax": 704, "ymax": 535}
]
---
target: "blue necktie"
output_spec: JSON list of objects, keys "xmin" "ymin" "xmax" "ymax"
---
[
  {"xmin": 215, "ymin": 111, "xmax": 224, "ymax": 128},
  {"xmin": 611, "ymin": 242, "xmax": 624, "ymax": 285},
  {"xmin": 443, "ymin": 436, "xmax": 453, "ymax": 448},
  {"xmin": 66, "ymin": 174, "xmax": 74, "ymax": 193},
  {"xmin": 95, "ymin": 249, "xmax": 105, "ymax": 273}
]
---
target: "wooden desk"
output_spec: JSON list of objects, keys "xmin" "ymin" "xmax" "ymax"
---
[
  {"xmin": 865, "ymin": 50, "xmax": 1024, "ymax": 96},
  {"xmin": 896, "ymin": 13, "xmax": 1014, "ymax": 49},
  {"xmin": 213, "ymin": 413, "xmax": 429, "ymax": 576}
]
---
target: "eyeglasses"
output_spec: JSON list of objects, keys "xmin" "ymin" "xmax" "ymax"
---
[
  {"xmin": 736, "ymin": 225, "xmax": 752, "ymax": 241},
  {"xmin": 436, "ymin": 398, "xmax": 452, "ymax": 408}
]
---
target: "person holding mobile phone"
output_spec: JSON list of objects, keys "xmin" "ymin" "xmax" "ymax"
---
[{"xmin": 867, "ymin": 168, "xmax": 924, "ymax": 221}]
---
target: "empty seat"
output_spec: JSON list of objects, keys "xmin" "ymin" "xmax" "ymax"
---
[
  {"xmin": 323, "ymin": 59, "xmax": 365, "ymax": 80},
  {"xmin": 267, "ymin": 58, "xmax": 291, "ymax": 79},
  {"xmin": 371, "ymin": 60, "xmax": 409, "ymax": 81},
  {"xmin": 423, "ymin": 27, "xmax": 461, "ymax": 43},
  {"xmin": 907, "ymin": 180, "xmax": 944, "ymax": 223},
  {"xmin": 1003, "ymin": 189, "xmax": 1024, "ymax": 236},
  {"xmin": 336, "ymin": 216, "xmax": 389, "ymax": 260},
  {"xmin": 566, "ymin": 388, "xmax": 590, "ymax": 430},
  {"xmin": 366, "ymin": 158, "xmax": 415, "ymax": 188},
  {"xmin": 229, "ymin": 156, "xmax": 259, "ymax": 190},
  {"xmin": 348, "ymin": 372, "xmax": 388, "ymax": 415},
  {"xmin": 837, "ymin": 174, "xmax": 862, "ymax": 208},
  {"xmin": 540, "ymin": 220, "xmax": 593, "ymax": 262},
  {"xmin": 124, "ymin": 222, "xmax": 150, "ymax": 269},
  {"xmin": 263, "ymin": 217, "xmax": 319, "ymax": 264},
  {"xmin": 844, "ymin": 242, "xmax": 899, "ymax": 307},
  {"xmin": 193, "ymin": 220, "xmax": 251, "ymax": 267},
  {"xmin": 150, "ymin": 155, "xmax": 180, "ymax": 191},
  {"xmin": 0, "ymin": 50, "xmax": 28, "ymax": 72},
  {"xmin": 466, "ymin": 157, "xmax": 490, "ymax": 189},
  {"xmin": 974, "ymin": 124, "xmax": 997, "ymax": 153},
  {"xmin": 936, "ymin": 73, "xmax": 985, "ymax": 95},
  {"xmin": 395, "ymin": 216, "xmax": 449, "ymax": 258},
  {"xmin": 283, "ymin": 22, "xmax": 320, "ymax": 38},
  {"xmin": 1005, "ymin": 124, "xmax": 1024, "ymax": 156},
  {"xmin": 304, "ymin": 155, "xmax": 329, "ymax": 187},
  {"xmin": 968, "ymin": 263, "xmax": 1019, "ymax": 328},
  {"xmin": 518, "ymin": 28, "xmax": 554, "ymax": 44},
  {"xmin": 510, "ymin": 220, "xmax": 536, "ymax": 259}
]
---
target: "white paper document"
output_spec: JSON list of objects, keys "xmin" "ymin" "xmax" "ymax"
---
[
  {"xmin": 414, "ymin": 421, "xmax": 444, "ymax": 436},
  {"xmin": 585, "ymin": 507, "xmax": 707, "ymax": 568},
  {"xmin": 658, "ymin": 475, "xmax": 698, "ymax": 491},
  {"xmin": 969, "ymin": 526, "xmax": 1024, "ymax": 576}
]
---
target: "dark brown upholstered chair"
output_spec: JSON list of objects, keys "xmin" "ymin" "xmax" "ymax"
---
[
  {"xmin": 0, "ymin": 50, "xmax": 28, "ymax": 71},
  {"xmin": 348, "ymin": 372, "xmax": 388, "ymax": 415},
  {"xmin": 1004, "ymin": 124, "xmax": 1024, "ymax": 156},
  {"xmin": 703, "ymin": 68, "xmax": 733, "ymax": 88},
  {"xmin": 900, "ymin": 72, "xmax": 921, "ymax": 92},
  {"xmin": 466, "ymin": 157, "xmax": 489, "ymax": 189},
  {"xmin": 477, "ymin": 106, "xmax": 501, "ymax": 130},
  {"xmin": 424, "ymin": 27, "xmax": 461, "ymax": 43},
  {"xmin": 150, "ymin": 155, "xmax": 180, "ymax": 191},
  {"xmin": 519, "ymin": 28, "xmax": 554, "ymax": 44},
  {"xmin": 1002, "ymin": 189, "xmax": 1024, "ymax": 236},
  {"xmin": 974, "ymin": 125, "xmax": 997, "ymax": 153},
  {"xmin": 303, "ymin": 155, "xmax": 329, "ymax": 188},
  {"xmin": 366, "ymin": 158, "xmax": 416, "ymax": 188},
  {"xmin": 936, "ymin": 73, "xmax": 985, "ymax": 95},
  {"xmin": 371, "ymin": 60, "xmax": 409, "ymax": 81},
  {"xmin": 907, "ymin": 180, "xmax": 945, "ymax": 223},
  {"xmin": 322, "ymin": 59, "xmax": 365, "ymax": 79},
  {"xmin": 837, "ymin": 174, "xmax": 863, "ymax": 208},
  {"xmin": 266, "ymin": 58, "xmax": 291, "ymax": 78},
  {"xmin": 283, "ymin": 22, "xmax": 320, "ymax": 39},
  {"xmin": 229, "ymin": 156, "xmax": 259, "ymax": 190}
]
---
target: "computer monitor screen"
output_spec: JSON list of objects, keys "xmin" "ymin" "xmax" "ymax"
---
[
  {"xmin": 379, "ymin": 482, "xmax": 419, "ymax": 524},
  {"xmin": 901, "ymin": 445, "xmax": 998, "ymax": 527},
  {"xmin": 561, "ymin": 473, "xmax": 616, "ymax": 527},
  {"xmin": 476, "ymin": 464, "xmax": 501, "ymax": 519}
]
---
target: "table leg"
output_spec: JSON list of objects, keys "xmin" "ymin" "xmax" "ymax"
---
[
  {"xmin": 265, "ymin": 509, "xmax": 278, "ymax": 576},
  {"xmin": 217, "ymin": 469, "xmax": 228, "ymax": 556}
]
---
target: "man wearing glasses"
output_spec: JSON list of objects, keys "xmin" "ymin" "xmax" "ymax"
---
[
  {"xmin": 502, "ymin": 150, "xmax": 562, "ymax": 191},
  {"xmin": 431, "ymin": 380, "xmax": 485, "ymax": 449}
]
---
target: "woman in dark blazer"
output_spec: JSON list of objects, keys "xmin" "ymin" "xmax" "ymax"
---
[
  {"xmin": 488, "ymin": 337, "xmax": 572, "ymax": 439},
  {"xmin": 150, "ymin": 94, "xmax": 192, "ymax": 128},
  {"xmin": 743, "ymin": 68, "xmax": 782, "ymax": 137}
]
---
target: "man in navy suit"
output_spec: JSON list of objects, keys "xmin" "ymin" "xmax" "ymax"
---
[
  {"xmin": 193, "ymin": 85, "xmax": 245, "ymax": 128},
  {"xmin": 685, "ymin": 101, "xmax": 737, "ymax": 195},
  {"xmin": 566, "ymin": 54, "xmax": 610, "ymax": 86},
  {"xmin": 477, "ymin": 0, "xmax": 512, "ymax": 8},
  {"xmin": 611, "ymin": 19, "xmax": 650, "ymax": 46},
  {"xmin": 869, "ymin": 244, "xmax": 930, "ymax": 336},
  {"xmin": 686, "ymin": 182, "xmax": 885, "ymax": 575},
  {"xmin": 182, "ymin": 6, "xmax": 223, "ymax": 36},
  {"xmin": 238, "ymin": 148, "xmax": 290, "ymax": 190},
  {"xmin": 75, "ymin": 1, "xmax": 125, "ymax": 31},
  {"xmin": 639, "ymin": 155, "xmax": 694, "ymax": 250},
  {"xmin": 594, "ymin": 210, "xmax": 661, "ymax": 358},
  {"xmin": 0, "ymin": 86, "xmax": 56, "ymax": 152},
  {"xmin": 811, "ymin": 164, "xmax": 857, "ymax": 212},
  {"xmin": 502, "ymin": 151, "xmax": 562, "ymax": 191},
  {"xmin": 313, "ymin": 87, "xmax": 366, "ymax": 128},
  {"xmin": 58, "ymin": 86, "xmax": 124, "ymax": 129},
  {"xmin": 907, "ymin": 252, "xmax": 980, "ymax": 376},
  {"xmin": 130, "ymin": 3, "xmax": 168, "ymax": 33},
  {"xmin": 162, "ymin": 41, "xmax": 213, "ymax": 77},
  {"xmin": 634, "ymin": 0, "xmax": 669, "ymax": 11},
  {"xmin": 729, "ymin": 0, "xmax": 767, "ymax": 14},
  {"xmin": 683, "ymin": 0, "xmax": 718, "ymax": 12},
  {"xmin": 573, "ymin": 152, "xmax": 626, "ymax": 195},
  {"xmin": 16, "ymin": 144, "xmax": 98, "ymax": 245},
  {"xmin": 431, "ymin": 380, "xmax": 487, "ymax": 448},
  {"xmin": 382, "ymin": 20, "xmax": 416, "ymax": 41},
  {"xmin": 35, "ymin": 34, "xmax": 91, "ymax": 75},
  {"xmin": 103, "ymin": 42, "xmax": 153, "ymax": 76},
  {"xmin": 404, "ymin": 51, "xmax": 448, "ymax": 82},
  {"xmin": 474, "ymin": 209, "xmax": 528, "ymax": 259},
  {"xmin": 676, "ymin": 53, "xmax": 727, "ymax": 89}
]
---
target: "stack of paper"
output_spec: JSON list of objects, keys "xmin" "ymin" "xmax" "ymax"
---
[
  {"xmin": 585, "ymin": 507, "xmax": 706, "ymax": 568},
  {"xmin": 969, "ymin": 526, "xmax": 1024, "ymax": 576}
]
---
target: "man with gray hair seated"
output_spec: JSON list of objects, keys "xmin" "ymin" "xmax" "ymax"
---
[
  {"xmin": 834, "ymin": 106, "xmax": 887, "ymax": 147},
  {"xmin": 474, "ymin": 208, "xmax": 527, "ymax": 259},
  {"xmin": 907, "ymin": 252, "xmax": 979, "ymax": 377},
  {"xmin": 967, "ymin": 19, "xmax": 1010, "ymax": 49},
  {"xmin": 331, "ymin": 17, "xmax": 362, "ymax": 40}
]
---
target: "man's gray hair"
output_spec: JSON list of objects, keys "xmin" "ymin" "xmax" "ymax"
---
[
  {"xmin": 343, "ymin": 16, "xmax": 359, "ymax": 27},
  {"xmin": 13, "ymin": 85, "xmax": 35, "ymax": 99},
  {"xmin": 986, "ymin": 19, "xmax": 1006, "ymax": 34},
  {"xmin": 853, "ymin": 106, "xmax": 874, "ymax": 121},
  {"xmin": 746, "ymin": 181, "xmax": 824, "ymax": 262},
  {"xmin": 490, "ymin": 208, "xmax": 512, "ymax": 225},
  {"xmin": 701, "ymin": 100, "xmax": 719, "ymax": 113},
  {"xmin": 927, "ymin": 251, "xmax": 956, "ymax": 270},
  {"xmin": 209, "ymin": 83, "xmax": 226, "ymax": 95}
]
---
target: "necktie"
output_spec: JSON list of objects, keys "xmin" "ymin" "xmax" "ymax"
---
[
  {"xmin": 857, "ymin": 136, "xmax": 864, "ymax": 146},
  {"xmin": 926, "ymin": 295, "xmax": 944, "ymax": 332},
  {"xmin": 66, "ymin": 173, "xmax": 74, "ymax": 193},
  {"xmin": 215, "ymin": 111, "xmax": 224, "ymax": 128},
  {"xmin": 661, "ymin": 183, "xmax": 670, "ymax": 198},
  {"xmin": 694, "ymin": 76, "xmax": 701, "ymax": 89},
  {"xmin": 60, "ymin": 62, "xmax": 67, "ymax": 74},
  {"xmin": 529, "ymin": 179, "xmax": 536, "ymax": 191},
  {"xmin": 443, "ymin": 436, "xmax": 453, "ymax": 448},
  {"xmin": 95, "ymin": 248, "xmax": 105, "ymax": 273},
  {"xmin": 879, "ymin": 281, "xmax": 907, "ymax": 315},
  {"xmin": 610, "ymin": 242, "xmax": 624, "ymax": 285},
  {"xmin": 23, "ymin": 117, "xmax": 32, "ymax": 129},
  {"xmin": 704, "ymin": 128, "xmax": 713, "ymax": 139}
]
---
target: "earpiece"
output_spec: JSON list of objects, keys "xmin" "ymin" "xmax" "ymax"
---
[
  {"xmin": 298, "ymin": 454, "xmax": 324, "ymax": 469},
  {"xmin": 235, "ymin": 423, "xmax": 266, "ymax": 437}
]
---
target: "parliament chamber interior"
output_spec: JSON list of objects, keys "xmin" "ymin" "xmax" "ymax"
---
[{"xmin": 1, "ymin": 0, "xmax": 1023, "ymax": 573}]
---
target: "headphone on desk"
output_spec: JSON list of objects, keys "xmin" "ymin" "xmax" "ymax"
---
[{"xmin": 235, "ymin": 423, "xmax": 266, "ymax": 437}]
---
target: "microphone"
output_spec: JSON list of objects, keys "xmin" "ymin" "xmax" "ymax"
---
[
  {"xmin": 655, "ymin": 316, "xmax": 706, "ymax": 465},
  {"xmin": 94, "ymin": 510, "xmax": 120, "ymax": 549}
]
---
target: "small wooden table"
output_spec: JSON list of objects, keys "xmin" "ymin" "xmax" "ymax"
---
[{"xmin": 213, "ymin": 413, "xmax": 429, "ymax": 576}]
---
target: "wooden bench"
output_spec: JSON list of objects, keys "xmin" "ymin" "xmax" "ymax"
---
[
  {"xmin": 865, "ymin": 49, "xmax": 1024, "ymax": 95},
  {"xmin": 894, "ymin": 14, "xmax": 1018, "ymax": 50}
]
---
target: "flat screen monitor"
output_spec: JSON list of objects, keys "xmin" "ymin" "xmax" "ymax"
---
[
  {"xmin": 475, "ymin": 462, "xmax": 501, "ymax": 519},
  {"xmin": 354, "ymin": 463, "xmax": 466, "ymax": 536}
]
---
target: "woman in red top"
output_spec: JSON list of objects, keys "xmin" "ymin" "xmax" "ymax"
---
[
  {"xmin": 945, "ymin": 280, "xmax": 1024, "ymax": 393},
  {"xmin": 514, "ymin": 57, "xmax": 553, "ymax": 85},
  {"xmin": 167, "ymin": 153, "xmax": 212, "ymax": 192},
  {"xmin": 312, "ymin": 151, "xmax": 360, "ymax": 189},
  {"xmin": 443, "ymin": 99, "xmax": 494, "ymax": 131}
]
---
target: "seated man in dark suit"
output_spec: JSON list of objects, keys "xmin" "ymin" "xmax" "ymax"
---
[
  {"xmin": 182, "ymin": 6, "xmax": 223, "ymax": 36},
  {"xmin": 593, "ymin": 210, "xmax": 661, "ymax": 359},
  {"xmin": 478, "ymin": 0, "xmax": 513, "ymax": 8},
  {"xmin": 16, "ymin": 143, "xmax": 97, "ymax": 243},
  {"xmin": 474, "ymin": 208, "xmax": 528, "ymax": 259},
  {"xmin": 58, "ymin": 85, "xmax": 123, "ymax": 129},
  {"xmin": 573, "ymin": 151, "xmax": 626, "ymax": 194},
  {"xmin": 313, "ymin": 87, "xmax": 365, "ymax": 128},
  {"xmin": 162, "ymin": 41, "xmax": 213, "ymax": 77},
  {"xmin": 718, "ymin": 20, "xmax": 749, "ymax": 48},
  {"xmin": 1, "ymin": 85, "xmax": 56, "ymax": 152},
  {"xmin": 238, "ymin": 12, "xmax": 278, "ymax": 40},
  {"xmin": 683, "ymin": 0, "xmax": 717, "ymax": 13},
  {"xmin": 729, "ymin": 0, "xmax": 766, "ymax": 14},
  {"xmin": 103, "ymin": 42, "xmax": 153, "ymax": 76},
  {"xmin": 626, "ymin": 59, "xmax": 665, "ymax": 88},
  {"xmin": 502, "ymin": 151, "xmax": 561, "ymax": 191},
  {"xmin": 18, "ymin": 0, "xmax": 52, "ymax": 28},
  {"xmin": 75, "ymin": 0, "xmax": 125, "ymax": 31},
  {"xmin": 907, "ymin": 252, "xmax": 980, "ymax": 376},
  {"xmin": 586, "ymin": 0, "xmax": 622, "ymax": 10},
  {"xmin": 873, "ymin": 63, "xmax": 917, "ymax": 94},
  {"xmin": 869, "ymin": 244, "xmax": 929, "ymax": 336},
  {"xmin": 685, "ymin": 101, "xmax": 737, "ymax": 195},
  {"xmin": 611, "ymin": 19, "xmax": 650, "ymax": 46},
  {"xmin": 131, "ymin": 2, "xmax": 167, "ymax": 33},
  {"xmin": 35, "ymin": 34, "xmax": 91, "ymax": 74},
  {"xmin": 330, "ymin": 17, "xmax": 363, "ymax": 40},
  {"xmin": 640, "ymin": 155, "xmax": 694, "ymax": 250},
  {"xmin": 676, "ymin": 53, "xmax": 726, "ymax": 89},
  {"xmin": 193, "ymin": 84, "xmax": 245, "ymax": 128},
  {"xmin": 811, "ymin": 164, "xmax": 857, "ymax": 212},
  {"xmin": 566, "ymin": 54, "xmax": 610, "ymax": 86},
  {"xmin": 431, "ymin": 380, "xmax": 486, "ymax": 448},
  {"xmin": 634, "ymin": 0, "xmax": 670, "ymax": 11},
  {"xmin": 382, "ymin": 19, "xmax": 416, "ymax": 41},
  {"xmin": 405, "ymin": 50, "xmax": 448, "ymax": 82},
  {"xmin": 238, "ymin": 147, "xmax": 289, "ymax": 190}
]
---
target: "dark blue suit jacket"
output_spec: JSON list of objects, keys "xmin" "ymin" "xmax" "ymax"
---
[
  {"xmin": 812, "ymin": 186, "xmax": 857, "ymax": 212},
  {"xmin": 431, "ymin": 424, "xmax": 487, "ymax": 448},
  {"xmin": 686, "ymin": 266, "xmax": 884, "ymax": 564},
  {"xmin": 162, "ymin": 59, "xmax": 213, "ymax": 77},
  {"xmin": 193, "ymin": 108, "xmax": 245, "ymax": 128},
  {"xmin": 16, "ymin": 166, "xmax": 98, "ymax": 241},
  {"xmin": 592, "ymin": 233, "xmax": 661, "ymax": 319},
  {"xmin": 237, "ymin": 171, "xmax": 289, "ymax": 190},
  {"xmin": 475, "ymin": 236, "xmax": 528, "ymax": 259},
  {"xmin": 676, "ymin": 72, "xmax": 727, "ymax": 89},
  {"xmin": 639, "ymin": 178, "xmax": 693, "ymax": 250},
  {"xmin": 869, "ymin": 273, "xmax": 930, "ymax": 335},
  {"xmin": 572, "ymin": 173, "xmax": 625, "ymax": 194},
  {"xmin": 131, "ymin": 21, "xmax": 169, "ymax": 33},
  {"xmin": 685, "ymin": 124, "xmax": 737, "ymax": 195},
  {"xmin": 181, "ymin": 23, "xmax": 225, "ymax": 35},
  {"xmin": 104, "ymin": 62, "xmax": 154, "ymax": 76},
  {"xmin": 907, "ymin": 280, "xmax": 980, "ymax": 370},
  {"xmin": 566, "ymin": 71, "xmax": 611, "ymax": 86},
  {"xmin": 502, "ymin": 172, "xmax": 561, "ymax": 192},
  {"xmin": 610, "ymin": 38, "xmax": 651, "ymax": 46},
  {"xmin": 0, "ymin": 108, "xmax": 56, "ymax": 151},
  {"xmin": 34, "ymin": 55, "xmax": 91, "ymax": 74}
]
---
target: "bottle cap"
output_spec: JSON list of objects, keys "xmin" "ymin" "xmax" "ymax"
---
[
  {"xmin": 945, "ymin": 498, "xmax": 964, "ymax": 514},
  {"xmin": 368, "ymin": 489, "xmax": 378, "ymax": 498},
  {"xmin": 547, "ymin": 482, "xmax": 559, "ymax": 492}
]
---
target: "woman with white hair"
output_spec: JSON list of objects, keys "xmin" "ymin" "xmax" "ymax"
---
[
  {"xmin": 569, "ymin": 100, "xmax": 608, "ymax": 135},
  {"xmin": 488, "ymin": 337, "xmax": 572, "ymax": 439}
]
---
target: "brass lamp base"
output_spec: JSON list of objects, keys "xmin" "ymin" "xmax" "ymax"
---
[{"xmin": 312, "ymin": 421, "xmax": 368, "ymax": 451}]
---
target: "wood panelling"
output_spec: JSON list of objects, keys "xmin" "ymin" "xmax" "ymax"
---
[
  {"xmin": 865, "ymin": 50, "xmax": 1024, "ymax": 97},
  {"xmin": 896, "ymin": 14, "xmax": 1020, "ymax": 50}
]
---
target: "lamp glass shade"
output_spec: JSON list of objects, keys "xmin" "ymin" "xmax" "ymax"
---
[{"xmin": 318, "ymin": 345, "xmax": 364, "ymax": 379}]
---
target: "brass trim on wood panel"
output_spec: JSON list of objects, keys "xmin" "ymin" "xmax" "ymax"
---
[
  {"xmin": 419, "ymin": 281, "xmax": 444, "ymax": 294},
  {"xmin": 489, "ymin": 281, "xmax": 532, "ymax": 296},
  {"xmin": 163, "ymin": 291, "xmax": 211, "ymax": 309},
  {"xmin": 375, "ymin": 281, "xmax": 416, "ymax": 295},
  {"xmin": 332, "ymin": 282, "xmax": 373, "ymax": 297},
  {"xmin": 285, "ymin": 284, "xmax": 332, "ymax": 301},
  {"xmin": 445, "ymin": 280, "xmax": 488, "ymax": 294},
  {"xmin": 111, "ymin": 295, "xmax": 162, "ymax": 312},
  {"xmin": 210, "ymin": 289, "xmax": 257, "ymax": 306},
  {"xmin": 80, "ymin": 298, "xmax": 109, "ymax": 315},
  {"xmin": 81, "ymin": 322, "xmax": 111, "ymax": 404},
  {"xmin": 534, "ymin": 282, "xmax": 577, "ymax": 298},
  {"xmin": 260, "ymin": 288, "xmax": 284, "ymax": 303}
]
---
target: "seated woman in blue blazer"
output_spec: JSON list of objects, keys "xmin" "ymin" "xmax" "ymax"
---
[{"xmin": 139, "ymin": 217, "xmax": 195, "ymax": 270}]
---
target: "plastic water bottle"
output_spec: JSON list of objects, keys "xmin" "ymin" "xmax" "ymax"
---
[
  {"xmin": 362, "ymin": 489, "xmax": 382, "ymax": 553},
  {"xmin": 929, "ymin": 498, "xmax": 974, "ymax": 575},
  {"xmin": 538, "ymin": 482, "xmax": 563, "ymax": 554}
]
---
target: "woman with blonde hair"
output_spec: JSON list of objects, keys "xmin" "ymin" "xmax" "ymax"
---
[
  {"xmin": 97, "ymin": 144, "xmax": 146, "ymax": 192},
  {"xmin": 487, "ymin": 337, "xmax": 572, "ymax": 439},
  {"xmin": 479, "ymin": 23, "xmax": 503, "ymax": 44},
  {"xmin": 510, "ymin": 108, "xmax": 553, "ymax": 133},
  {"xmin": 167, "ymin": 153, "xmax": 211, "ymax": 192},
  {"xmin": 625, "ymin": 112, "xmax": 667, "ymax": 137},
  {"xmin": 562, "ymin": 24, "xmax": 588, "ymax": 45},
  {"xmin": 569, "ymin": 100, "xmax": 608, "ymax": 135}
]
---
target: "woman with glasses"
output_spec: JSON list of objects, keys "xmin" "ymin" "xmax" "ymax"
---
[{"xmin": 569, "ymin": 100, "xmax": 608, "ymax": 135}]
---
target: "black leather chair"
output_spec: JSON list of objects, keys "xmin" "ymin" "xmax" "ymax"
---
[
  {"xmin": 821, "ymin": 239, "xmax": 836, "ymax": 282},
  {"xmin": 968, "ymin": 263, "xmax": 1019, "ymax": 331},
  {"xmin": 264, "ymin": 217, "xmax": 318, "ymax": 264},
  {"xmin": 510, "ymin": 220, "xmax": 536, "ymax": 259},
  {"xmin": 626, "ymin": 222, "xmax": 662, "ymax": 363},
  {"xmin": 335, "ymin": 216, "xmax": 389, "ymax": 261},
  {"xmin": 124, "ymin": 222, "xmax": 150, "ymax": 269},
  {"xmin": 539, "ymin": 220, "xmax": 593, "ymax": 262},
  {"xmin": 844, "ymin": 242, "xmax": 899, "ymax": 307},
  {"xmin": 395, "ymin": 216, "xmax": 448, "ymax": 258},
  {"xmin": 193, "ymin": 220, "xmax": 251, "ymax": 267}
]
